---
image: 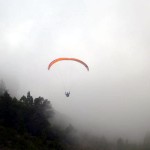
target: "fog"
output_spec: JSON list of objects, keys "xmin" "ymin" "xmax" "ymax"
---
[{"xmin": 0, "ymin": 0, "xmax": 150, "ymax": 142}]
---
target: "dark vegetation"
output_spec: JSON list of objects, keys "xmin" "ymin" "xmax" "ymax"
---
[{"xmin": 0, "ymin": 81, "xmax": 150, "ymax": 149}]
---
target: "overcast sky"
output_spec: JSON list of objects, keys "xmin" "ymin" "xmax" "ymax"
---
[{"xmin": 0, "ymin": 0, "xmax": 150, "ymax": 141}]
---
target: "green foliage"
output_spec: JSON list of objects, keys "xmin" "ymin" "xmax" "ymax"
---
[
  {"xmin": 0, "ymin": 91, "xmax": 81, "ymax": 150},
  {"xmin": 0, "ymin": 90, "xmax": 146, "ymax": 150},
  {"xmin": 0, "ymin": 91, "xmax": 55, "ymax": 149}
]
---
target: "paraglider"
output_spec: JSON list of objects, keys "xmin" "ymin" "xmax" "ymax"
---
[
  {"xmin": 48, "ymin": 58, "xmax": 89, "ymax": 71},
  {"xmin": 65, "ymin": 91, "xmax": 70, "ymax": 97},
  {"xmin": 48, "ymin": 57, "xmax": 89, "ymax": 97}
]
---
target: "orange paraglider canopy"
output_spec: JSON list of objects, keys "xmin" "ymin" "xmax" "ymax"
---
[{"xmin": 48, "ymin": 58, "xmax": 89, "ymax": 71}]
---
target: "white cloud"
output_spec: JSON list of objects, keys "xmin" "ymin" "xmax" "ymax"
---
[{"xmin": 0, "ymin": 0, "xmax": 150, "ymax": 141}]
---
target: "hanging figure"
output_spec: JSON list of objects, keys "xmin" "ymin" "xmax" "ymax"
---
[{"xmin": 65, "ymin": 91, "xmax": 70, "ymax": 97}]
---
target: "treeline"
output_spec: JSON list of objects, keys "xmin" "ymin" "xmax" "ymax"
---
[
  {"xmin": 0, "ymin": 91, "xmax": 76, "ymax": 150},
  {"xmin": 0, "ymin": 90, "xmax": 150, "ymax": 149}
]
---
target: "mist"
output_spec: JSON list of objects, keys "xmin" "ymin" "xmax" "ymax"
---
[{"xmin": 0, "ymin": 0, "xmax": 150, "ymax": 143}]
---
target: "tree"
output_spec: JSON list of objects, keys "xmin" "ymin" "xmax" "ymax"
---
[
  {"xmin": 27, "ymin": 91, "xmax": 33, "ymax": 105},
  {"xmin": 0, "ymin": 80, "xmax": 6, "ymax": 96},
  {"xmin": 20, "ymin": 91, "xmax": 33, "ymax": 105},
  {"xmin": 117, "ymin": 138, "xmax": 125, "ymax": 150},
  {"xmin": 143, "ymin": 132, "xmax": 150, "ymax": 150},
  {"xmin": 0, "ymin": 91, "xmax": 13, "ymax": 127}
]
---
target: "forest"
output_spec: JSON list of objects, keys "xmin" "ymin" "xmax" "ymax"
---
[{"xmin": 0, "ymin": 83, "xmax": 150, "ymax": 150}]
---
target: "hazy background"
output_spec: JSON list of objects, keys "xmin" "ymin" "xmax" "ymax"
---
[{"xmin": 0, "ymin": 0, "xmax": 150, "ymax": 142}]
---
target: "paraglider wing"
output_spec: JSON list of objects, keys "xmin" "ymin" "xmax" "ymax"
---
[{"xmin": 48, "ymin": 58, "xmax": 89, "ymax": 71}]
